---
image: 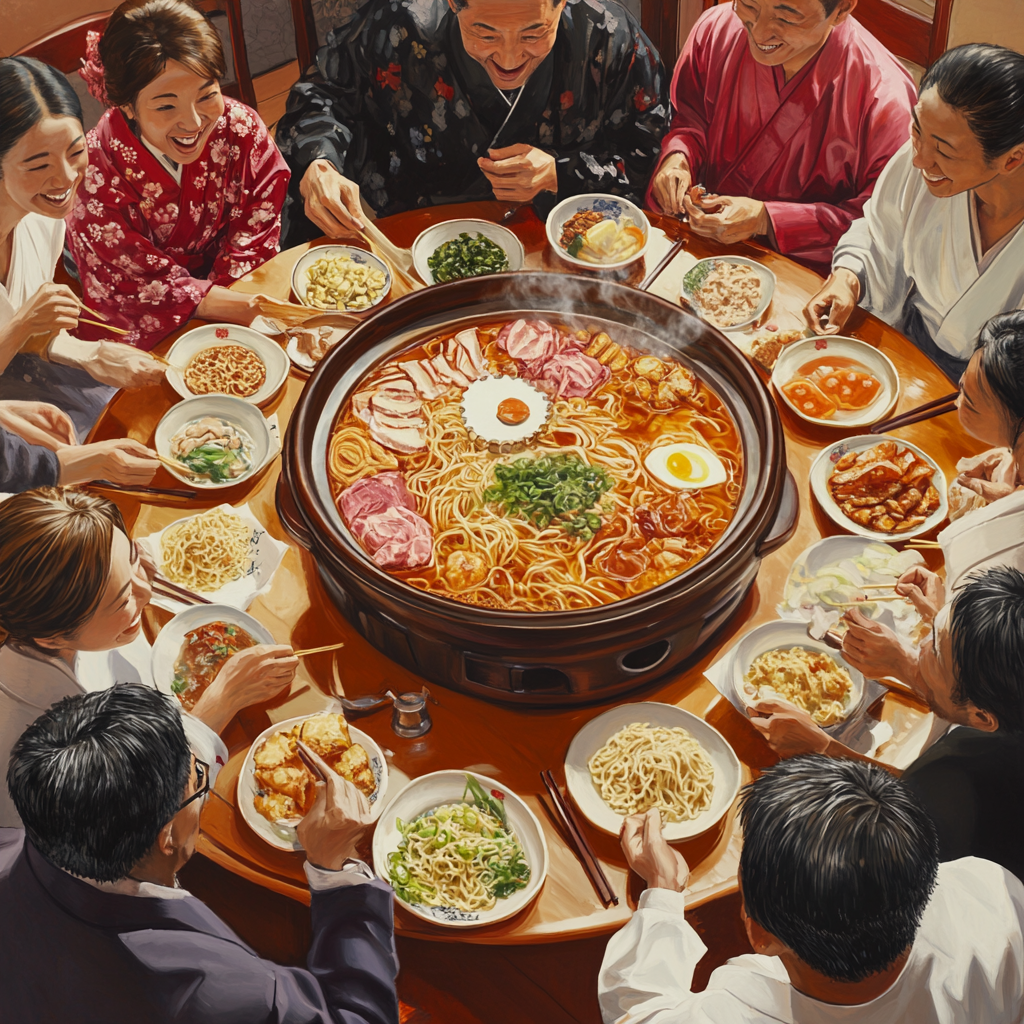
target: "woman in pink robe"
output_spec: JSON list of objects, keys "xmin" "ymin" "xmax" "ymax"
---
[
  {"xmin": 66, "ymin": 0, "xmax": 289, "ymax": 351},
  {"xmin": 648, "ymin": 0, "xmax": 915, "ymax": 275}
]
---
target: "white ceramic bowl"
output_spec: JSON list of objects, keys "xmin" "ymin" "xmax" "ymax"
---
[
  {"xmin": 411, "ymin": 219, "xmax": 525, "ymax": 285},
  {"xmin": 283, "ymin": 313, "xmax": 353, "ymax": 373},
  {"xmin": 291, "ymin": 244, "xmax": 392, "ymax": 312},
  {"xmin": 238, "ymin": 714, "xmax": 389, "ymax": 852},
  {"xmin": 545, "ymin": 193, "xmax": 651, "ymax": 271},
  {"xmin": 809, "ymin": 433, "xmax": 948, "ymax": 542},
  {"xmin": 372, "ymin": 770, "xmax": 548, "ymax": 928},
  {"xmin": 730, "ymin": 620, "xmax": 865, "ymax": 731},
  {"xmin": 154, "ymin": 394, "xmax": 276, "ymax": 490},
  {"xmin": 166, "ymin": 323, "xmax": 289, "ymax": 406},
  {"xmin": 679, "ymin": 256, "xmax": 776, "ymax": 331},
  {"xmin": 564, "ymin": 702, "xmax": 741, "ymax": 842},
  {"xmin": 150, "ymin": 602, "xmax": 275, "ymax": 693},
  {"xmin": 772, "ymin": 336, "xmax": 899, "ymax": 428}
]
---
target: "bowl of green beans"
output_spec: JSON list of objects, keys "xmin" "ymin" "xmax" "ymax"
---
[{"xmin": 412, "ymin": 219, "xmax": 525, "ymax": 285}]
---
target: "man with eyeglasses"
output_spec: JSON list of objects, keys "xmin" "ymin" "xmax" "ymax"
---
[
  {"xmin": 750, "ymin": 565, "xmax": 1024, "ymax": 882},
  {"xmin": 0, "ymin": 682, "xmax": 399, "ymax": 1023}
]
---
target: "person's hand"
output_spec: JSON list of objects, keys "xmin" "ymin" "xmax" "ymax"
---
[
  {"xmin": 56, "ymin": 437, "xmax": 161, "ymax": 486},
  {"xmin": 682, "ymin": 193, "xmax": 770, "ymax": 244},
  {"xmin": 650, "ymin": 152, "xmax": 692, "ymax": 216},
  {"xmin": 841, "ymin": 608, "xmax": 909, "ymax": 680},
  {"xmin": 895, "ymin": 566, "xmax": 945, "ymax": 622},
  {"xmin": 299, "ymin": 159, "xmax": 366, "ymax": 236},
  {"xmin": 478, "ymin": 144, "xmax": 558, "ymax": 202},
  {"xmin": 956, "ymin": 447, "xmax": 1018, "ymax": 502},
  {"xmin": 0, "ymin": 400, "xmax": 76, "ymax": 449},
  {"xmin": 195, "ymin": 287, "xmax": 276, "ymax": 327},
  {"xmin": 191, "ymin": 643, "xmax": 298, "ymax": 733},
  {"xmin": 83, "ymin": 342, "xmax": 166, "ymax": 389},
  {"xmin": 620, "ymin": 808, "xmax": 689, "ymax": 892},
  {"xmin": 9, "ymin": 283, "xmax": 80, "ymax": 343},
  {"xmin": 803, "ymin": 268, "xmax": 861, "ymax": 335},
  {"xmin": 748, "ymin": 699, "xmax": 831, "ymax": 757},
  {"xmin": 297, "ymin": 744, "xmax": 373, "ymax": 870}
]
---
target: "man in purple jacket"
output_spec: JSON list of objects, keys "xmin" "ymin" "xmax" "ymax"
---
[{"xmin": 0, "ymin": 682, "xmax": 400, "ymax": 1023}]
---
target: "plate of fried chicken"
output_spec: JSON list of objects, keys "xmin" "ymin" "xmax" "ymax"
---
[{"xmin": 810, "ymin": 436, "xmax": 947, "ymax": 540}]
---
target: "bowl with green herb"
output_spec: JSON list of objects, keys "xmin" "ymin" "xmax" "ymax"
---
[
  {"xmin": 411, "ymin": 219, "xmax": 524, "ymax": 285},
  {"xmin": 154, "ymin": 395, "xmax": 276, "ymax": 489}
]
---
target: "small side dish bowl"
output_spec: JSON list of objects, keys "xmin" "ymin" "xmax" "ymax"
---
[
  {"xmin": 291, "ymin": 244, "xmax": 392, "ymax": 313},
  {"xmin": 679, "ymin": 256, "xmax": 776, "ymax": 332},
  {"xmin": 166, "ymin": 323, "xmax": 289, "ymax": 406},
  {"xmin": 545, "ymin": 193, "xmax": 651, "ymax": 271},
  {"xmin": 411, "ymin": 219, "xmax": 525, "ymax": 285},
  {"xmin": 154, "ymin": 394, "xmax": 275, "ymax": 489}
]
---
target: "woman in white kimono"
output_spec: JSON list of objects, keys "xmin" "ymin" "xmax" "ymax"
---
[
  {"xmin": 0, "ymin": 487, "xmax": 299, "ymax": 827},
  {"xmin": 0, "ymin": 57, "xmax": 164, "ymax": 436},
  {"xmin": 803, "ymin": 44, "xmax": 1024, "ymax": 381}
]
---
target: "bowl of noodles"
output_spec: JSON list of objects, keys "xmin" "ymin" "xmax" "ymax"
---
[
  {"xmin": 166, "ymin": 323, "xmax": 290, "ymax": 406},
  {"xmin": 564, "ymin": 702, "xmax": 742, "ymax": 841},
  {"xmin": 730, "ymin": 620, "xmax": 866, "ymax": 730},
  {"xmin": 372, "ymin": 770, "xmax": 548, "ymax": 928},
  {"xmin": 277, "ymin": 272, "xmax": 796, "ymax": 705}
]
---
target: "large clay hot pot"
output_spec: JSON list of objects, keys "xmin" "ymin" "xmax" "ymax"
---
[{"xmin": 278, "ymin": 272, "xmax": 797, "ymax": 706}]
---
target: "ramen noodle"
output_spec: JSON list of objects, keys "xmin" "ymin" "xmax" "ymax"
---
[
  {"xmin": 694, "ymin": 263, "xmax": 762, "ymax": 328},
  {"xmin": 588, "ymin": 722, "xmax": 715, "ymax": 822},
  {"xmin": 184, "ymin": 345, "xmax": 266, "ymax": 398},
  {"xmin": 160, "ymin": 508, "xmax": 252, "ymax": 592},
  {"xmin": 743, "ymin": 647, "xmax": 854, "ymax": 726},
  {"xmin": 328, "ymin": 425, "xmax": 399, "ymax": 489}
]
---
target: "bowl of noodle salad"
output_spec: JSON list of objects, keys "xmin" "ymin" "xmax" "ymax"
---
[
  {"xmin": 372, "ymin": 770, "xmax": 547, "ymax": 927},
  {"xmin": 564, "ymin": 702, "xmax": 742, "ymax": 842}
]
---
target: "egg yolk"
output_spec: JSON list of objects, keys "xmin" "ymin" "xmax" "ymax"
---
[
  {"xmin": 667, "ymin": 451, "xmax": 707, "ymax": 482},
  {"xmin": 497, "ymin": 397, "xmax": 530, "ymax": 425}
]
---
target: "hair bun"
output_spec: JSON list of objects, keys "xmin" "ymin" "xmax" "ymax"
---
[{"xmin": 79, "ymin": 30, "xmax": 110, "ymax": 106}]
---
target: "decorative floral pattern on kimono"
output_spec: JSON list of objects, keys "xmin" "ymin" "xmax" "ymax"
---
[
  {"xmin": 65, "ymin": 98, "xmax": 290, "ymax": 350},
  {"xmin": 274, "ymin": 0, "xmax": 667, "ymax": 246}
]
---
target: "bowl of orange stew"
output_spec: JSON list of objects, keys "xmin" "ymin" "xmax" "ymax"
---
[{"xmin": 771, "ymin": 337, "xmax": 899, "ymax": 429}]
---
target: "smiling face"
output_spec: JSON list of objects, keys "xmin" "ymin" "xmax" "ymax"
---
[
  {"xmin": 731, "ymin": 0, "xmax": 851, "ymax": 76},
  {"xmin": 123, "ymin": 59, "xmax": 224, "ymax": 165},
  {"xmin": 451, "ymin": 0, "xmax": 566, "ymax": 91},
  {"xmin": 0, "ymin": 115, "xmax": 87, "ymax": 219}
]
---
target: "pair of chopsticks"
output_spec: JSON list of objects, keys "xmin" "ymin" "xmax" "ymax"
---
[
  {"xmin": 76, "ymin": 300, "xmax": 131, "ymax": 336},
  {"xmin": 87, "ymin": 480, "xmax": 197, "ymax": 499},
  {"xmin": 152, "ymin": 573, "xmax": 213, "ymax": 606},
  {"xmin": 357, "ymin": 222, "xmax": 423, "ymax": 292},
  {"xmin": 293, "ymin": 641, "xmax": 346, "ymax": 658},
  {"xmin": 540, "ymin": 769, "xmax": 618, "ymax": 907},
  {"xmin": 903, "ymin": 539, "xmax": 942, "ymax": 549},
  {"xmin": 869, "ymin": 392, "xmax": 958, "ymax": 434},
  {"xmin": 638, "ymin": 238, "xmax": 686, "ymax": 292}
]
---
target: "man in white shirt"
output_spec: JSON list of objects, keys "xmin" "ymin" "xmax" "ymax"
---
[{"xmin": 599, "ymin": 755, "xmax": 1024, "ymax": 1024}]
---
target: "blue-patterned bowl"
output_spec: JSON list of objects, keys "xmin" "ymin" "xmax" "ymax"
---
[
  {"xmin": 290, "ymin": 244, "xmax": 392, "ymax": 313},
  {"xmin": 545, "ymin": 192, "xmax": 651, "ymax": 270}
]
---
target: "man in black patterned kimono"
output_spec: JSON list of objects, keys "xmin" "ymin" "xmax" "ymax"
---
[{"xmin": 275, "ymin": 0, "xmax": 668, "ymax": 245}]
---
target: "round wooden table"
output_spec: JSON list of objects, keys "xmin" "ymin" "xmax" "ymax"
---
[{"xmin": 90, "ymin": 201, "xmax": 980, "ymax": 945}]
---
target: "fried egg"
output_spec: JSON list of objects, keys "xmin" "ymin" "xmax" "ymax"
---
[{"xmin": 644, "ymin": 443, "xmax": 727, "ymax": 490}]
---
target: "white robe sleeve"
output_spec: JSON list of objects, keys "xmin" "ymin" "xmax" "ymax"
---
[
  {"xmin": 181, "ymin": 713, "xmax": 229, "ymax": 787},
  {"xmin": 598, "ymin": 888, "xmax": 709, "ymax": 1024},
  {"xmin": 832, "ymin": 140, "xmax": 916, "ymax": 328}
]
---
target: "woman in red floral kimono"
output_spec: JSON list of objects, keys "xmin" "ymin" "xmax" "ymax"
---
[{"xmin": 67, "ymin": 0, "xmax": 290, "ymax": 351}]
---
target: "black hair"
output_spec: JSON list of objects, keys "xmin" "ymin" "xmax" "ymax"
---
[
  {"xmin": 7, "ymin": 683, "xmax": 191, "ymax": 882},
  {"xmin": 921, "ymin": 44, "xmax": 1024, "ymax": 161},
  {"xmin": 950, "ymin": 566, "xmax": 1024, "ymax": 733},
  {"xmin": 739, "ymin": 755, "xmax": 938, "ymax": 983},
  {"xmin": 974, "ymin": 311, "xmax": 1024, "ymax": 449},
  {"xmin": 0, "ymin": 57, "xmax": 83, "ymax": 174},
  {"xmin": 819, "ymin": 0, "xmax": 842, "ymax": 14},
  {"xmin": 450, "ymin": 0, "xmax": 561, "ymax": 10}
]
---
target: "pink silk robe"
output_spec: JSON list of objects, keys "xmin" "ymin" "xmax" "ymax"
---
[
  {"xmin": 66, "ymin": 98, "xmax": 290, "ymax": 350},
  {"xmin": 650, "ymin": 6, "xmax": 915, "ymax": 274}
]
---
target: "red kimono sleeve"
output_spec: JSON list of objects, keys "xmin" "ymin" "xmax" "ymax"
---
[
  {"xmin": 66, "ymin": 162, "xmax": 214, "ymax": 351},
  {"xmin": 207, "ymin": 110, "xmax": 290, "ymax": 285}
]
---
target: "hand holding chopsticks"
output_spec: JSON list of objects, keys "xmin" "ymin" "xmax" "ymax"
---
[{"xmin": 620, "ymin": 807, "xmax": 689, "ymax": 895}]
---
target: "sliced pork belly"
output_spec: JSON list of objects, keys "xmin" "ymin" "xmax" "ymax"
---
[
  {"xmin": 350, "ymin": 506, "xmax": 433, "ymax": 570},
  {"xmin": 403, "ymin": 360, "xmax": 446, "ymax": 400},
  {"xmin": 496, "ymin": 319, "xmax": 565, "ymax": 364},
  {"xmin": 338, "ymin": 470, "xmax": 417, "ymax": 523},
  {"xmin": 453, "ymin": 328, "xmax": 488, "ymax": 377},
  {"xmin": 429, "ymin": 353, "xmax": 472, "ymax": 388},
  {"xmin": 532, "ymin": 349, "xmax": 610, "ymax": 398},
  {"xmin": 369, "ymin": 419, "xmax": 426, "ymax": 453}
]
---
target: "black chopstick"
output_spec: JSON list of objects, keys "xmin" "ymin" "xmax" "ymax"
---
[
  {"xmin": 152, "ymin": 575, "xmax": 213, "ymax": 605},
  {"xmin": 638, "ymin": 238, "xmax": 686, "ymax": 292},
  {"xmin": 87, "ymin": 481, "xmax": 197, "ymax": 499},
  {"xmin": 540, "ymin": 770, "xmax": 618, "ymax": 907},
  {"xmin": 869, "ymin": 392, "xmax": 958, "ymax": 434}
]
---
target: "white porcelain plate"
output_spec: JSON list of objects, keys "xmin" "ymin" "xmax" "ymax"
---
[
  {"xmin": 411, "ymin": 219, "xmax": 525, "ymax": 285},
  {"xmin": 809, "ymin": 433, "xmax": 948, "ymax": 541},
  {"xmin": 772, "ymin": 336, "xmax": 899, "ymax": 428},
  {"xmin": 238, "ymin": 714, "xmax": 389, "ymax": 852},
  {"xmin": 564, "ymin": 702, "xmax": 741, "ymax": 842},
  {"xmin": 372, "ymin": 770, "xmax": 548, "ymax": 928},
  {"xmin": 545, "ymin": 193, "xmax": 651, "ymax": 271},
  {"xmin": 291, "ymin": 244, "xmax": 392, "ymax": 313},
  {"xmin": 679, "ymin": 256, "xmax": 776, "ymax": 332}
]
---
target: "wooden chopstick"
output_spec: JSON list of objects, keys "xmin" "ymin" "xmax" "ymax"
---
[
  {"xmin": 86, "ymin": 481, "xmax": 197, "ymax": 499},
  {"xmin": 869, "ymin": 392, "xmax": 958, "ymax": 434},
  {"xmin": 860, "ymin": 583, "xmax": 898, "ymax": 590},
  {"xmin": 903, "ymin": 539, "xmax": 942, "ymax": 548},
  {"xmin": 357, "ymin": 226, "xmax": 422, "ymax": 291},
  {"xmin": 829, "ymin": 596, "xmax": 909, "ymax": 607},
  {"xmin": 156, "ymin": 453, "xmax": 188, "ymax": 474},
  {"xmin": 78, "ymin": 301, "xmax": 108, "ymax": 322},
  {"xmin": 638, "ymin": 238, "xmax": 686, "ymax": 292},
  {"xmin": 540, "ymin": 770, "xmax": 617, "ymax": 907},
  {"xmin": 153, "ymin": 574, "xmax": 214, "ymax": 605},
  {"xmin": 293, "ymin": 641, "xmax": 346, "ymax": 657},
  {"xmin": 79, "ymin": 316, "xmax": 131, "ymax": 336}
]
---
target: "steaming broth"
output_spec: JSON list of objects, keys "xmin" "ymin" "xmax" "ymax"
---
[{"xmin": 327, "ymin": 318, "xmax": 743, "ymax": 612}]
